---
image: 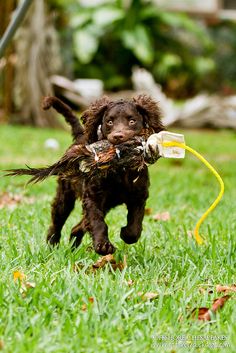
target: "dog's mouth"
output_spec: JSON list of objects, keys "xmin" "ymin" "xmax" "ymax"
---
[
  {"xmin": 107, "ymin": 131, "xmax": 139, "ymax": 145},
  {"xmin": 107, "ymin": 135, "xmax": 131, "ymax": 145}
]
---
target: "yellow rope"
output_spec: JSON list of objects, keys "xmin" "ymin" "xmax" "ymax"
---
[{"xmin": 162, "ymin": 141, "xmax": 225, "ymax": 245}]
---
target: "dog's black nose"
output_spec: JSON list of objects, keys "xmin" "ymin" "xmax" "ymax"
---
[{"xmin": 111, "ymin": 132, "xmax": 125, "ymax": 144}]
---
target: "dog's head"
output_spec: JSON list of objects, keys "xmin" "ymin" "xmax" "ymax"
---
[{"xmin": 81, "ymin": 94, "xmax": 164, "ymax": 144}]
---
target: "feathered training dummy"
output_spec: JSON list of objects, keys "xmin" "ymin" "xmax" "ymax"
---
[{"xmin": 5, "ymin": 136, "xmax": 157, "ymax": 183}]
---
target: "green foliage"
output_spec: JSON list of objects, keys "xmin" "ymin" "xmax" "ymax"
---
[
  {"xmin": 1, "ymin": 126, "xmax": 236, "ymax": 352},
  {"xmin": 52, "ymin": 0, "xmax": 215, "ymax": 95},
  {"xmin": 209, "ymin": 21, "xmax": 236, "ymax": 93}
]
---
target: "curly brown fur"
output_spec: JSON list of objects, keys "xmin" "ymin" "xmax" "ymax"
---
[
  {"xmin": 9, "ymin": 95, "xmax": 164, "ymax": 255},
  {"xmin": 132, "ymin": 95, "xmax": 164, "ymax": 133},
  {"xmin": 81, "ymin": 96, "xmax": 110, "ymax": 143}
]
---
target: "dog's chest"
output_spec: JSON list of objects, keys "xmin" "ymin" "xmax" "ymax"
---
[{"xmin": 84, "ymin": 166, "xmax": 148, "ymax": 200}]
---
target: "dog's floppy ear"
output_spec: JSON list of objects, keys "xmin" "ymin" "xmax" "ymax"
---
[
  {"xmin": 133, "ymin": 94, "xmax": 164, "ymax": 133},
  {"xmin": 81, "ymin": 96, "xmax": 110, "ymax": 143}
]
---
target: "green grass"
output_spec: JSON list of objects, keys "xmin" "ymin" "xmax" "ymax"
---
[{"xmin": 0, "ymin": 125, "xmax": 236, "ymax": 353}]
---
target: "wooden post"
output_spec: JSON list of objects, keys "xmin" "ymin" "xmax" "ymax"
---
[{"xmin": 0, "ymin": 0, "xmax": 16, "ymax": 123}]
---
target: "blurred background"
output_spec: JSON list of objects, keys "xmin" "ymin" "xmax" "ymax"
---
[{"xmin": 1, "ymin": 0, "xmax": 236, "ymax": 129}]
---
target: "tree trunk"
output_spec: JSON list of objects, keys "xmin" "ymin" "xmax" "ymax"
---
[
  {"xmin": 0, "ymin": 0, "xmax": 16, "ymax": 123},
  {"xmin": 14, "ymin": 0, "xmax": 62, "ymax": 127}
]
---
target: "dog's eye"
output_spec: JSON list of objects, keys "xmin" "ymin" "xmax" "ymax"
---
[
  {"xmin": 106, "ymin": 120, "xmax": 113, "ymax": 126},
  {"xmin": 129, "ymin": 119, "xmax": 136, "ymax": 125}
]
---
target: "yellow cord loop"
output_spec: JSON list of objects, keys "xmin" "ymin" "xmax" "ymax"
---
[{"xmin": 162, "ymin": 141, "xmax": 225, "ymax": 245}]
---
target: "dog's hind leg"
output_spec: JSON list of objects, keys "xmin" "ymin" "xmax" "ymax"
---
[
  {"xmin": 70, "ymin": 217, "xmax": 87, "ymax": 248},
  {"xmin": 47, "ymin": 179, "xmax": 76, "ymax": 246}
]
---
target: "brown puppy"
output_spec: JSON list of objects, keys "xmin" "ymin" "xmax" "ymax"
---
[{"xmin": 41, "ymin": 95, "xmax": 164, "ymax": 255}]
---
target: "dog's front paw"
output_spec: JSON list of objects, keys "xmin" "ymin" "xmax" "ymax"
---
[
  {"xmin": 94, "ymin": 241, "xmax": 116, "ymax": 255},
  {"xmin": 120, "ymin": 227, "xmax": 140, "ymax": 244}
]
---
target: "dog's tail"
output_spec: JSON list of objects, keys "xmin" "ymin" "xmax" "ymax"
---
[{"xmin": 42, "ymin": 96, "xmax": 84, "ymax": 140}]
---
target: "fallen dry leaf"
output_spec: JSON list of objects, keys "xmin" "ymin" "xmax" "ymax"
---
[
  {"xmin": 137, "ymin": 291, "xmax": 143, "ymax": 297},
  {"xmin": 191, "ymin": 307, "xmax": 211, "ymax": 321},
  {"xmin": 92, "ymin": 254, "xmax": 124, "ymax": 272},
  {"xmin": 211, "ymin": 295, "xmax": 231, "ymax": 312},
  {"xmin": 191, "ymin": 295, "xmax": 231, "ymax": 321},
  {"xmin": 25, "ymin": 281, "xmax": 36, "ymax": 289},
  {"xmin": 153, "ymin": 211, "xmax": 170, "ymax": 221},
  {"xmin": 74, "ymin": 255, "xmax": 126, "ymax": 274},
  {"xmin": 0, "ymin": 192, "xmax": 34, "ymax": 210},
  {"xmin": 216, "ymin": 285, "xmax": 236, "ymax": 293},
  {"xmin": 81, "ymin": 297, "xmax": 94, "ymax": 311},
  {"xmin": 198, "ymin": 284, "xmax": 236, "ymax": 295},
  {"xmin": 0, "ymin": 192, "xmax": 22, "ymax": 209},
  {"xmin": 81, "ymin": 303, "xmax": 87, "ymax": 311},
  {"xmin": 110, "ymin": 262, "xmax": 124, "ymax": 271},
  {"xmin": 144, "ymin": 208, "xmax": 153, "ymax": 215},
  {"xmin": 137, "ymin": 291, "xmax": 158, "ymax": 301},
  {"xmin": 92, "ymin": 254, "xmax": 115, "ymax": 269},
  {"xmin": 142, "ymin": 292, "xmax": 158, "ymax": 300},
  {"xmin": 19, "ymin": 281, "xmax": 36, "ymax": 296}
]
